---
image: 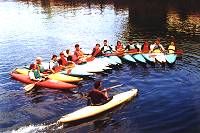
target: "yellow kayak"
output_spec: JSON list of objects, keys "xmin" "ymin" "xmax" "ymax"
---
[
  {"xmin": 58, "ymin": 88, "xmax": 138, "ymax": 123},
  {"xmin": 14, "ymin": 68, "xmax": 83, "ymax": 83}
]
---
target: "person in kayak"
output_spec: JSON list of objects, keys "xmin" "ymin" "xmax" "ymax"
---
[
  {"xmin": 35, "ymin": 57, "xmax": 45, "ymax": 73},
  {"xmin": 141, "ymin": 41, "xmax": 150, "ymax": 53},
  {"xmin": 63, "ymin": 49, "xmax": 71, "ymax": 58},
  {"xmin": 74, "ymin": 44, "xmax": 87, "ymax": 64},
  {"xmin": 29, "ymin": 64, "xmax": 48, "ymax": 81},
  {"xmin": 87, "ymin": 81, "xmax": 110, "ymax": 106},
  {"xmin": 101, "ymin": 40, "xmax": 113, "ymax": 54},
  {"xmin": 149, "ymin": 38, "xmax": 165, "ymax": 53},
  {"xmin": 91, "ymin": 43, "xmax": 102, "ymax": 57},
  {"xmin": 49, "ymin": 54, "xmax": 64, "ymax": 73},
  {"xmin": 115, "ymin": 41, "xmax": 125, "ymax": 56},
  {"xmin": 167, "ymin": 41, "xmax": 176, "ymax": 53},
  {"xmin": 125, "ymin": 39, "xmax": 139, "ymax": 53},
  {"xmin": 58, "ymin": 52, "xmax": 68, "ymax": 66}
]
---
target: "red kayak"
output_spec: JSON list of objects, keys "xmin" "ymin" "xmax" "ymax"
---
[{"xmin": 10, "ymin": 73, "xmax": 77, "ymax": 90}]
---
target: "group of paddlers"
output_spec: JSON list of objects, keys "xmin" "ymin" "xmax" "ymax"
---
[
  {"xmin": 27, "ymin": 37, "xmax": 176, "ymax": 105},
  {"xmin": 28, "ymin": 38, "xmax": 176, "ymax": 81}
]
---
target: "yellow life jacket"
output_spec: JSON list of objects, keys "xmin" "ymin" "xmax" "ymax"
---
[{"xmin": 168, "ymin": 45, "xmax": 175, "ymax": 54}]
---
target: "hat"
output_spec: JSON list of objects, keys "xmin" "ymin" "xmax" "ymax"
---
[{"xmin": 35, "ymin": 57, "xmax": 42, "ymax": 61}]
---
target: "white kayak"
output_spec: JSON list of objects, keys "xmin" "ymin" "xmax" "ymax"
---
[{"xmin": 58, "ymin": 88, "xmax": 138, "ymax": 123}]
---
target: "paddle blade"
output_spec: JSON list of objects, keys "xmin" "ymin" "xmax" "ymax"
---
[
  {"xmin": 175, "ymin": 50, "xmax": 184, "ymax": 55},
  {"xmin": 24, "ymin": 83, "xmax": 35, "ymax": 92}
]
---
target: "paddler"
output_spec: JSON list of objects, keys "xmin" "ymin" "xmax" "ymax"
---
[
  {"xmin": 125, "ymin": 39, "xmax": 139, "ymax": 53},
  {"xmin": 49, "ymin": 54, "xmax": 64, "ymax": 73},
  {"xmin": 74, "ymin": 44, "xmax": 87, "ymax": 64},
  {"xmin": 87, "ymin": 81, "xmax": 110, "ymax": 106},
  {"xmin": 115, "ymin": 40, "xmax": 125, "ymax": 56},
  {"xmin": 35, "ymin": 57, "xmax": 45, "ymax": 73},
  {"xmin": 101, "ymin": 40, "xmax": 113, "ymax": 54},
  {"xmin": 167, "ymin": 41, "xmax": 176, "ymax": 54},
  {"xmin": 91, "ymin": 43, "xmax": 103, "ymax": 57},
  {"xmin": 29, "ymin": 64, "xmax": 48, "ymax": 81},
  {"xmin": 149, "ymin": 38, "xmax": 165, "ymax": 53},
  {"xmin": 141, "ymin": 40, "xmax": 150, "ymax": 53}
]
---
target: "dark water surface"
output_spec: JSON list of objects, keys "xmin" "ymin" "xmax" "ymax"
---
[{"xmin": 0, "ymin": 0, "xmax": 200, "ymax": 133}]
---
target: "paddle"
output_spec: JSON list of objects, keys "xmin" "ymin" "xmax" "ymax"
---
[
  {"xmin": 24, "ymin": 81, "xmax": 39, "ymax": 92},
  {"xmin": 73, "ymin": 84, "xmax": 123, "ymax": 98},
  {"xmin": 24, "ymin": 76, "xmax": 49, "ymax": 92}
]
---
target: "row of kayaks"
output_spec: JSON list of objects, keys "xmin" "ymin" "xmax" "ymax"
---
[{"xmin": 10, "ymin": 51, "xmax": 182, "ymax": 90}]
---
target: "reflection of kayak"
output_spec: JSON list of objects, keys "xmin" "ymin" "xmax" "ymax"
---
[
  {"xmin": 10, "ymin": 72, "xmax": 77, "ymax": 89},
  {"xmin": 14, "ymin": 68, "xmax": 83, "ymax": 82},
  {"xmin": 58, "ymin": 89, "xmax": 138, "ymax": 123}
]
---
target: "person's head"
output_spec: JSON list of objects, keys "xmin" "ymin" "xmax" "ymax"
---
[
  {"xmin": 35, "ymin": 57, "xmax": 42, "ymax": 64},
  {"xmin": 75, "ymin": 44, "xmax": 80, "ymax": 50},
  {"xmin": 51, "ymin": 55, "xmax": 57, "ymax": 60},
  {"xmin": 103, "ymin": 40, "xmax": 108, "ymax": 46},
  {"xmin": 117, "ymin": 41, "xmax": 121, "ymax": 45},
  {"xmin": 60, "ymin": 52, "xmax": 65, "ymax": 58},
  {"xmin": 128, "ymin": 38, "xmax": 133, "ymax": 44},
  {"xmin": 29, "ymin": 64, "xmax": 36, "ymax": 70},
  {"xmin": 95, "ymin": 43, "xmax": 100, "ymax": 48},
  {"xmin": 67, "ymin": 55, "xmax": 73, "ymax": 61},
  {"xmin": 66, "ymin": 49, "xmax": 70, "ymax": 54},
  {"xmin": 94, "ymin": 81, "xmax": 102, "ymax": 89},
  {"xmin": 170, "ymin": 42, "xmax": 175, "ymax": 46},
  {"xmin": 155, "ymin": 38, "xmax": 161, "ymax": 45}
]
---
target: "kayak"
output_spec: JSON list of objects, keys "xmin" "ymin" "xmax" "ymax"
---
[
  {"xmin": 132, "ymin": 54, "xmax": 146, "ymax": 64},
  {"xmin": 14, "ymin": 68, "xmax": 83, "ymax": 83},
  {"xmin": 121, "ymin": 54, "xmax": 136, "ymax": 63},
  {"xmin": 108, "ymin": 56, "xmax": 122, "ymax": 64},
  {"xmin": 151, "ymin": 49, "xmax": 166, "ymax": 64},
  {"xmin": 57, "ymin": 88, "xmax": 138, "ymax": 123},
  {"xmin": 142, "ymin": 53, "xmax": 156, "ymax": 64},
  {"xmin": 154, "ymin": 53, "xmax": 166, "ymax": 63},
  {"xmin": 41, "ymin": 62, "xmax": 103, "ymax": 74},
  {"xmin": 10, "ymin": 72, "xmax": 77, "ymax": 89},
  {"xmin": 166, "ymin": 54, "xmax": 177, "ymax": 64},
  {"xmin": 98, "ymin": 57, "xmax": 118, "ymax": 65}
]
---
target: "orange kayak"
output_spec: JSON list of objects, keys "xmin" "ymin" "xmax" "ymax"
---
[{"xmin": 10, "ymin": 72, "xmax": 77, "ymax": 90}]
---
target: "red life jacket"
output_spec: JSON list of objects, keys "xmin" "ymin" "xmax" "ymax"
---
[
  {"xmin": 142, "ymin": 42, "xmax": 149, "ymax": 53},
  {"xmin": 59, "ymin": 57, "xmax": 68, "ymax": 66},
  {"xmin": 116, "ymin": 44, "xmax": 123, "ymax": 50}
]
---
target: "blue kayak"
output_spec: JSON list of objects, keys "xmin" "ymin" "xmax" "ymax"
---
[
  {"xmin": 142, "ymin": 54, "xmax": 156, "ymax": 63},
  {"xmin": 109, "ymin": 56, "xmax": 122, "ymax": 64},
  {"xmin": 166, "ymin": 54, "xmax": 177, "ymax": 64},
  {"xmin": 132, "ymin": 54, "xmax": 146, "ymax": 64},
  {"xmin": 122, "ymin": 54, "xmax": 136, "ymax": 63}
]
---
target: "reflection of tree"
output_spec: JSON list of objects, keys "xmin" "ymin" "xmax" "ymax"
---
[{"xmin": 41, "ymin": 0, "xmax": 52, "ymax": 18}]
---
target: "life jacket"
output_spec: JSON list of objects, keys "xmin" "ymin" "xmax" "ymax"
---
[
  {"xmin": 74, "ymin": 50, "xmax": 84, "ymax": 58},
  {"xmin": 142, "ymin": 42, "xmax": 149, "ymax": 53},
  {"xmin": 32, "ymin": 69, "xmax": 41, "ymax": 79},
  {"xmin": 92, "ymin": 48, "xmax": 102, "ymax": 57},
  {"xmin": 168, "ymin": 45, "xmax": 176, "ymax": 54},
  {"xmin": 116, "ymin": 44, "xmax": 124, "ymax": 50},
  {"xmin": 101, "ymin": 45, "xmax": 113, "ymax": 54},
  {"xmin": 58, "ymin": 57, "xmax": 68, "ymax": 66},
  {"xmin": 152, "ymin": 44, "xmax": 164, "ymax": 53},
  {"xmin": 36, "ymin": 64, "xmax": 45, "ymax": 73}
]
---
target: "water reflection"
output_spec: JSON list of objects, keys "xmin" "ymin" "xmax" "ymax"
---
[{"xmin": 16, "ymin": 0, "xmax": 200, "ymax": 42}]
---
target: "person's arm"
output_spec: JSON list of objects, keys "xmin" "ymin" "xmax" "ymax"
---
[{"xmin": 159, "ymin": 44, "xmax": 165, "ymax": 52}]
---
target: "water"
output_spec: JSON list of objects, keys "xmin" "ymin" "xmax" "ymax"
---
[{"xmin": 0, "ymin": 0, "xmax": 200, "ymax": 132}]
